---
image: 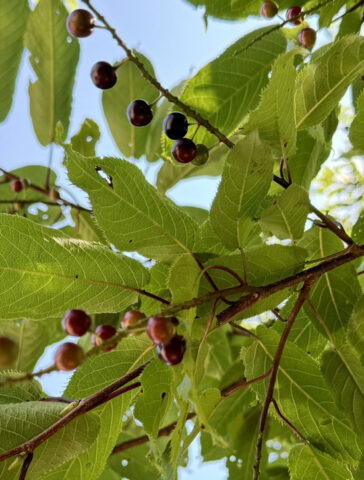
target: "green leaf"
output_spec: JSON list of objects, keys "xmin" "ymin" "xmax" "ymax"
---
[
  {"xmin": 242, "ymin": 326, "xmax": 362, "ymax": 462},
  {"xmin": 244, "ymin": 50, "xmax": 302, "ymax": 156},
  {"xmin": 289, "ymin": 445, "xmax": 354, "ymax": 480},
  {"xmin": 352, "ymin": 211, "xmax": 364, "ymax": 244},
  {"xmin": 191, "ymin": 387, "xmax": 221, "ymax": 428},
  {"xmin": 259, "ymin": 184, "xmax": 310, "ymax": 240},
  {"xmin": 350, "ymin": 90, "xmax": 364, "ymax": 153},
  {"xmin": 0, "ymin": 373, "xmax": 42, "ymax": 404},
  {"xmin": 180, "ymin": 28, "xmax": 286, "ymax": 147},
  {"xmin": 0, "ymin": 401, "xmax": 100, "ymax": 479},
  {"xmin": 319, "ymin": 0, "xmax": 347, "ymax": 27},
  {"xmin": 24, "ymin": 0, "xmax": 79, "ymax": 145},
  {"xmin": 66, "ymin": 150, "xmax": 199, "ymax": 262},
  {"xmin": 63, "ymin": 210, "xmax": 108, "ymax": 244},
  {"xmin": 194, "ymin": 219, "xmax": 233, "ymax": 256},
  {"xmin": 70, "ymin": 118, "xmax": 100, "ymax": 157},
  {"xmin": 102, "ymin": 52, "xmax": 159, "ymax": 158},
  {"xmin": 295, "ymin": 35, "xmax": 364, "ymax": 131},
  {"xmin": 0, "ymin": 0, "xmax": 29, "ymax": 122},
  {"xmin": 140, "ymin": 263, "xmax": 171, "ymax": 316},
  {"xmin": 210, "ymin": 132, "xmax": 274, "ymax": 250},
  {"xmin": 348, "ymin": 295, "xmax": 364, "ymax": 363},
  {"xmin": 134, "ymin": 360, "xmax": 173, "ymax": 438},
  {"xmin": 0, "ymin": 214, "xmax": 149, "ymax": 319}
]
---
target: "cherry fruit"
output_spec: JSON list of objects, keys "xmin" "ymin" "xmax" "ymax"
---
[
  {"xmin": 157, "ymin": 335, "xmax": 186, "ymax": 366},
  {"xmin": 0, "ymin": 336, "xmax": 19, "ymax": 368},
  {"xmin": 55, "ymin": 342, "xmax": 85, "ymax": 371},
  {"xmin": 260, "ymin": 1, "xmax": 278, "ymax": 18},
  {"xmin": 172, "ymin": 138, "xmax": 197, "ymax": 164},
  {"xmin": 146, "ymin": 316, "xmax": 178, "ymax": 345},
  {"xmin": 121, "ymin": 310, "xmax": 144, "ymax": 328},
  {"xmin": 11, "ymin": 179, "xmax": 23, "ymax": 193},
  {"xmin": 192, "ymin": 144, "xmax": 209, "ymax": 166},
  {"xmin": 67, "ymin": 9, "xmax": 95, "ymax": 38},
  {"xmin": 62, "ymin": 309, "xmax": 91, "ymax": 337},
  {"xmin": 92, "ymin": 324, "xmax": 117, "ymax": 351},
  {"xmin": 91, "ymin": 62, "xmax": 117, "ymax": 90},
  {"xmin": 127, "ymin": 100, "xmax": 153, "ymax": 127},
  {"xmin": 298, "ymin": 28, "xmax": 316, "ymax": 48},
  {"xmin": 163, "ymin": 112, "xmax": 188, "ymax": 140},
  {"xmin": 286, "ymin": 6, "xmax": 303, "ymax": 24}
]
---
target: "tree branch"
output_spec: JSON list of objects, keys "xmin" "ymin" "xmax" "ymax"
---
[{"xmin": 253, "ymin": 280, "xmax": 313, "ymax": 480}]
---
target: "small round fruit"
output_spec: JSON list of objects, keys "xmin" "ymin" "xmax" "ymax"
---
[
  {"xmin": 11, "ymin": 179, "xmax": 23, "ymax": 193},
  {"xmin": 157, "ymin": 335, "xmax": 186, "ymax": 366},
  {"xmin": 286, "ymin": 6, "xmax": 303, "ymax": 24},
  {"xmin": 0, "ymin": 336, "xmax": 19, "ymax": 368},
  {"xmin": 127, "ymin": 100, "xmax": 153, "ymax": 127},
  {"xmin": 55, "ymin": 342, "xmax": 85, "ymax": 371},
  {"xmin": 163, "ymin": 112, "xmax": 188, "ymax": 140},
  {"xmin": 192, "ymin": 144, "xmax": 209, "ymax": 166},
  {"xmin": 146, "ymin": 316, "xmax": 177, "ymax": 345},
  {"xmin": 91, "ymin": 62, "xmax": 117, "ymax": 90},
  {"xmin": 172, "ymin": 138, "xmax": 197, "ymax": 164},
  {"xmin": 67, "ymin": 9, "xmax": 95, "ymax": 38},
  {"xmin": 92, "ymin": 324, "xmax": 117, "ymax": 351},
  {"xmin": 49, "ymin": 190, "xmax": 60, "ymax": 202},
  {"xmin": 62, "ymin": 309, "xmax": 91, "ymax": 337},
  {"xmin": 298, "ymin": 28, "xmax": 316, "ymax": 48},
  {"xmin": 121, "ymin": 310, "xmax": 144, "ymax": 328},
  {"xmin": 260, "ymin": 1, "xmax": 278, "ymax": 18}
]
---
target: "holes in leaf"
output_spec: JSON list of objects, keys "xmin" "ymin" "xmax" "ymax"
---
[
  {"xmin": 86, "ymin": 136, "xmax": 93, "ymax": 143},
  {"xmin": 121, "ymin": 459, "xmax": 128, "ymax": 467},
  {"xmin": 95, "ymin": 167, "xmax": 113, "ymax": 188},
  {"xmin": 67, "ymin": 36, "xmax": 72, "ymax": 44},
  {"xmin": 35, "ymin": 57, "xmax": 40, "ymax": 64}
]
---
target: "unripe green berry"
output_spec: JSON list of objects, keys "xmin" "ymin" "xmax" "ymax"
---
[{"xmin": 192, "ymin": 144, "xmax": 209, "ymax": 166}]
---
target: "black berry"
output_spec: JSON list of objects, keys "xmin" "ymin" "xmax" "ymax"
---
[
  {"xmin": 91, "ymin": 62, "xmax": 117, "ymax": 90},
  {"xmin": 11, "ymin": 179, "xmax": 23, "ymax": 193},
  {"xmin": 192, "ymin": 144, "xmax": 209, "ymax": 166},
  {"xmin": 121, "ymin": 310, "xmax": 144, "ymax": 328},
  {"xmin": 172, "ymin": 138, "xmax": 197, "ymax": 164},
  {"xmin": 260, "ymin": 1, "xmax": 278, "ymax": 18},
  {"xmin": 0, "ymin": 336, "xmax": 19, "ymax": 368},
  {"xmin": 67, "ymin": 9, "xmax": 95, "ymax": 38},
  {"xmin": 146, "ymin": 316, "xmax": 177, "ymax": 345},
  {"xmin": 127, "ymin": 100, "xmax": 153, "ymax": 127},
  {"xmin": 92, "ymin": 324, "xmax": 117, "ymax": 351},
  {"xmin": 157, "ymin": 335, "xmax": 186, "ymax": 366},
  {"xmin": 163, "ymin": 112, "xmax": 188, "ymax": 140},
  {"xmin": 298, "ymin": 28, "xmax": 316, "ymax": 48},
  {"xmin": 286, "ymin": 6, "xmax": 303, "ymax": 24},
  {"xmin": 62, "ymin": 309, "xmax": 91, "ymax": 337},
  {"xmin": 55, "ymin": 342, "xmax": 85, "ymax": 371}
]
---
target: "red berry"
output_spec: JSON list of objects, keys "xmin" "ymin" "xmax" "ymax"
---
[
  {"xmin": 260, "ymin": 1, "xmax": 278, "ymax": 18},
  {"xmin": 127, "ymin": 100, "xmax": 153, "ymax": 127},
  {"xmin": 91, "ymin": 62, "xmax": 117, "ymax": 90},
  {"xmin": 67, "ymin": 9, "xmax": 95, "ymax": 38},
  {"xmin": 172, "ymin": 138, "xmax": 197, "ymax": 164},
  {"xmin": 298, "ymin": 28, "xmax": 316, "ymax": 48},
  {"xmin": 55, "ymin": 342, "xmax": 85, "ymax": 371},
  {"xmin": 121, "ymin": 310, "xmax": 144, "ymax": 328},
  {"xmin": 163, "ymin": 112, "xmax": 188, "ymax": 140},
  {"xmin": 286, "ymin": 6, "xmax": 303, "ymax": 24},
  {"xmin": 146, "ymin": 316, "xmax": 177, "ymax": 345},
  {"xmin": 92, "ymin": 324, "xmax": 117, "ymax": 351},
  {"xmin": 11, "ymin": 179, "xmax": 23, "ymax": 193},
  {"xmin": 62, "ymin": 309, "xmax": 91, "ymax": 337},
  {"xmin": 157, "ymin": 335, "xmax": 186, "ymax": 366},
  {"xmin": 0, "ymin": 336, "xmax": 19, "ymax": 368}
]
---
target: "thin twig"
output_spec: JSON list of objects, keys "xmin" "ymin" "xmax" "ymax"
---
[
  {"xmin": 331, "ymin": 0, "xmax": 364, "ymax": 23},
  {"xmin": 19, "ymin": 453, "xmax": 33, "ymax": 480},
  {"xmin": 272, "ymin": 398, "xmax": 308, "ymax": 444}
]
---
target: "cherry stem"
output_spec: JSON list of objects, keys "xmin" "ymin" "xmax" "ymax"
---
[
  {"xmin": 198, "ymin": 264, "xmax": 245, "ymax": 286},
  {"xmin": 149, "ymin": 94, "xmax": 163, "ymax": 107},
  {"xmin": 191, "ymin": 124, "xmax": 201, "ymax": 141},
  {"xmin": 113, "ymin": 57, "xmax": 130, "ymax": 70},
  {"xmin": 19, "ymin": 453, "xmax": 33, "ymax": 480}
]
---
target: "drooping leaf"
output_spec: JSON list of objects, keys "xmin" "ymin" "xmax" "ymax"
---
[
  {"xmin": 350, "ymin": 90, "xmax": 364, "ymax": 153},
  {"xmin": 24, "ymin": 0, "xmax": 80, "ymax": 145},
  {"xmin": 0, "ymin": 0, "xmax": 29, "ymax": 122},
  {"xmin": 66, "ymin": 149, "xmax": 198, "ymax": 262},
  {"xmin": 0, "ymin": 214, "xmax": 149, "ymax": 319}
]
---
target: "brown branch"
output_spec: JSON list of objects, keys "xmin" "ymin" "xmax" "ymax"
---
[
  {"xmin": 272, "ymin": 398, "xmax": 308, "ymax": 444},
  {"xmin": 331, "ymin": 0, "xmax": 364, "ymax": 23},
  {"xmin": 19, "ymin": 453, "xmax": 33, "ymax": 480},
  {"xmin": 253, "ymin": 280, "xmax": 313, "ymax": 480},
  {"xmin": 310, "ymin": 205, "xmax": 353, "ymax": 245},
  {"xmin": 0, "ymin": 361, "xmax": 151, "ymax": 463}
]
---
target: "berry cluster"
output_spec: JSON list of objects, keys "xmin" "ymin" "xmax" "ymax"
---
[
  {"xmin": 260, "ymin": 2, "xmax": 317, "ymax": 48},
  {"xmin": 66, "ymin": 9, "xmax": 210, "ymax": 166},
  {"xmin": 146, "ymin": 316, "xmax": 186, "ymax": 366}
]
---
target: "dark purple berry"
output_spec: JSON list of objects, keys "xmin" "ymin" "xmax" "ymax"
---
[
  {"xmin": 286, "ymin": 6, "xmax": 303, "ymax": 24},
  {"xmin": 298, "ymin": 28, "xmax": 316, "ymax": 48},
  {"xmin": 11, "ymin": 179, "xmax": 23, "ymax": 193},
  {"xmin": 192, "ymin": 144, "xmax": 209, "ymax": 166},
  {"xmin": 172, "ymin": 138, "xmax": 197, "ymax": 164},
  {"xmin": 92, "ymin": 324, "xmax": 117, "ymax": 351},
  {"xmin": 121, "ymin": 310, "xmax": 144, "ymax": 328},
  {"xmin": 163, "ymin": 112, "xmax": 188, "ymax": 140},
  {"xmin": 67, "ymin": 9, "xmax": 95, "ymax": 38},
  {"xmin": 55, "ymin": 342, "xmax": 85, "ymax": 371},
  {"xmin": 146, "ymin": 317, "xmax": 177, "ymax": 345},
  {"xmin": 0, "ymin": 336, "xmax": 18, "ymax": 368},
  {"xmin": 127, "ymin": 100, "xmax": 153, "ymax": 127},
  {"xmin": 260, "ymin": 1, "xmax": 278, "ymax": 18},
  {"xmin": 62, "ymin": 310, "xmax": 91, "ymax": 337},
  {"xmin": 91, "ymin": 62, "xmax": 117, "ymax": 90},
  {"xmin": 157, "ymin": 335, "xmax": 186, "ymax": 366}
]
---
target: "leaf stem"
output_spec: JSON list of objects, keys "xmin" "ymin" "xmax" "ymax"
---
[{"xmin": 19, "ymin": 453, "xmax": 33, "ymax": 480}]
